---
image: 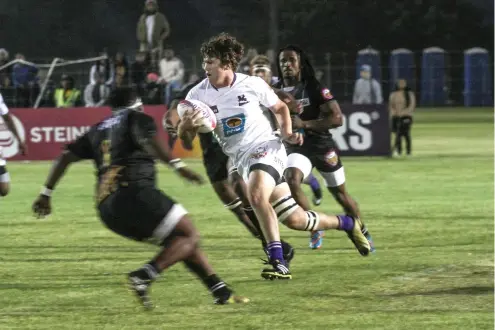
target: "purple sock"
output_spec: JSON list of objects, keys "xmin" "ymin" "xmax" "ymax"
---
[
  {"xmin": 307, "ymin": 174, "xmax": 321, "ymax": 192},
  {"xmin": 267, "ymin": 241, "xmax": 285, "ymax": 263},
  {"xmin": 337, "ymin": 215, "xmax": 354, "ymax": 231}
]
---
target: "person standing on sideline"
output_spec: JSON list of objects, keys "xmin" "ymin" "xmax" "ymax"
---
[
  {"xmin": 389, "ymin": 79, "xmax": 416, "ymax": 156},
  {"xmin": 352, "ymin": 64, "xmax": 383, "ymax": 105}
]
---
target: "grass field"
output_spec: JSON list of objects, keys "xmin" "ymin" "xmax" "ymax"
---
[{"xmin": 0, "ymin": 108, "xmax": 493, "ymax": 330}]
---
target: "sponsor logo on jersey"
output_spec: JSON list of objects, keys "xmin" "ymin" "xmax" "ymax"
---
[
  {"xmin": 210, "ymin": 105, "xmax": 219, "ymax": 113},
  {"xmin": 237, "ymin": 94, "xmax": 250, "ymax": 106},
  {"xmin": 222, "ymin": 113, "xmax": 246, "ymax": 137},
  {"xmin": 321, "ymin": 88, "xmax": 333, "ymax": 100},
  {"xmin": 324, "ymin": 149, "xmax": 339, "ymax": 166},
  {"xmin": 250, "ymin": 146, "xmax": 267, "ymax": 159},
  {"xmin": 0, "ymin": 114, "xmax": 25, "ymax": 158},
  {"xmin": 295, "ymin": 98, "xmax": 310, "ymax": 114}
]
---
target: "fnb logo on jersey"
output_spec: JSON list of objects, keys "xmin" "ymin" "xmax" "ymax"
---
[
  {"xmin": 0, "ymin": 114, "xmax": 25, "ymax": 158},
  {"xmin": 222, "ymin": 113, "xmax": 246, "ymax": 137}
]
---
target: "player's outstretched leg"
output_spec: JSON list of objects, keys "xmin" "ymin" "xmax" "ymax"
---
[
  {"xmin": 285, "ymin": 166, "xmax": 325, "ymax": 250},
  {"xmin": 128, "ymin": 214, "xmax": 248, "ymax": 309},
  {"xmin": 0, "ymin": 147, "xmax": 10, "ymax": 196},
  {"xmin": 247, "ymin": 170, "xmax": 291, "ymax": 280},
  {"xmin": 322, "ymin": 173, "xmax": 375, "ymax": 253},
  {"xmin": 230, "ymin": 169, "xmax": 294, "ymax": 264},
  {"xmin": 270, "ymin": 182, "xmax": 371, "ymax": 256}
]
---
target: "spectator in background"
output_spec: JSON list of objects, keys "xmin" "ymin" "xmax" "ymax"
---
[
  {"xmin": 389, "ymin": 79, "xmax": 416, "ymax": 156},
  {"xmin": 0, "ymin": 49, "xmax": 12, "ymax": 92},
  {"xmin": 89, "ymin": 52, "xmax": 114, "ymax": 87},
  {"xmin": 0, "ymin": 73, "xmax": 14, "ymax": 108},
  {"xmin": 114, "ymin": 52, "xmax": 129, "ymax": 86},
  {"xmin": 352, "ymin": 64, "xmax": 383, "ymax": 105},
  {"xmin": 36, "ymin": 69, "xmax": 56, "ymax": 108},
  {"xmin": 144, "ymin": 72, "xmax": 162, "ymax": 105},
  {"xmin": 12, "ymin": 53, "xmax": 39, "ymax": 107},
  {"xmin": 158, "ymin": 48, "xmax": 184, "ymax": 105},
  {"xmin": 54, "ymin": 75, "xmax": 82, "ymax": 108},
  {"xmin": 130, "ymin": 51, "xmax": 150, "ymax": 97},
  {"xmin": 137, "ymin": 0, "xmax": 171, "ymax": 69},
  {"xmin": 238, "ymin": 48, "xmax": 258, "ymax": 74},
  {"xmin": 84, "ymin": 72, "xmax": 110, "ymax": 107}
]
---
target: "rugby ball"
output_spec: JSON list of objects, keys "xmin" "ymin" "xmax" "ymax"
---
[{"xmin": 177, "ymin": 99, "xmax": 217, "ymax": 133}]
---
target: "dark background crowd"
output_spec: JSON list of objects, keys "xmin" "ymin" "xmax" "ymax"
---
[{"xmin": 0, "ymin": 0, "xmax": 492, "ymax": 109}]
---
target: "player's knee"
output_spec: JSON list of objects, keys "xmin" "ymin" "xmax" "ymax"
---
[
  {"xmin": 284, "ymin": 168, "xmax": 303, "ymax": 190},
  {"xmin": 248, "ymin": 189, "xmax": 267, "ymax": 209}
]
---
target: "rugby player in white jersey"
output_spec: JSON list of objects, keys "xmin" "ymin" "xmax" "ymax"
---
[
  {"xmin": 178, "ymin": 33, "xmax": 370, "ymax": 280},
  {"xmin": 0, "ymin": 93, "xmax": 27, "ymax": 196}
]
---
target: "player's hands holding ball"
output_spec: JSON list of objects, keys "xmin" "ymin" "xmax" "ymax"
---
[{"xmin": 32, "ymin": 194, "xmax": 51, "ymax": 219}]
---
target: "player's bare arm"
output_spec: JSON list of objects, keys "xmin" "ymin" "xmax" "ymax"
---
[
  {"xmin": 32, "ymin": 149, "xmax": 81, "ymax": 218},
  {"xmin": 141, "ymin": 133, "xmax": 204, "ymax": 185},
  {"xmin": 294, "ymin": 100, "xmax": 343, "ymax": 132},
  {"xmin": 270, "ymin": 99, "xmax": 303, "ymax": 145},
  {"xmin": 2, "ymin": 113, "xmax": 27, "ymax": 155}
]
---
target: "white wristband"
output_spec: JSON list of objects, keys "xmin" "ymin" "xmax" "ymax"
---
[
  {"xmin": 41, "ymin": 186, "xmax": 53, "ymax": 197},
  {"xmin": 169, "ymin": 158, "xmax": 187, "ymax": 170}
]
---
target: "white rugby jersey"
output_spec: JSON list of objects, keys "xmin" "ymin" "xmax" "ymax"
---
[
  {"xmin": 0, "ymin": 93, "xmax": 9, "ymax": 115},
  {"xmin": 186, "ymin": 73, "xmax": 280, "ymax": 163}
]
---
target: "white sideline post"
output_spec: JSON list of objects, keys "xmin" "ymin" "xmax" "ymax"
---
[{"xmin": 34, "ymin": 58, "xmax": 60, "ymax": 109}]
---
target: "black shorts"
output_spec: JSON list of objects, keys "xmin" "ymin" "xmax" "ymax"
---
[
  {"xmin": 97, "ymin": 185, "xmax": 188, "ymax": 245},
  {"xmin": 391, "ymin": 116, "xmax": 400, "ymax": 132},
  {"xmin": 202, "ymin": 140, "xmax": 230, "ymax": 183},
  {"xmin": 285, "ymin": 137, "xmax": 343, "ymax": 174}
]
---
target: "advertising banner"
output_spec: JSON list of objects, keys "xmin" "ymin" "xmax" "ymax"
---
[{"xmin": 1, "ymin": 104, "xmax": 389, "ymax": 161}]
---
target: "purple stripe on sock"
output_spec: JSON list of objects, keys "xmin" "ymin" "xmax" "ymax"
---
[
  {"xmin": 267, "ymin": 241, "xmax": 284, "ymax": 262},
  {"xmin": 337, "ymin": 215, "xmax": 354, "ymax": 231}
]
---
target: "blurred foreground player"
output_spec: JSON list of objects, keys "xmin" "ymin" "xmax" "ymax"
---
[
  {"xmin": 274, "ymin": 45, "xmax": 375, "ymax": 251},
  {"xmin": 0, "ymin": 92, "xmax": 27, "ymax": 196},
  {"xmin": 32, "ymin": 87, "xmax": 248, "ymax": 308},
  {"xmin": 163, "ymin": 79, "xmax": 295, "ymax": 264}
]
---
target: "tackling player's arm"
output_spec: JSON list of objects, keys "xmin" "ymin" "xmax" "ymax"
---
[
  {"xmin": 131, "ymin": 112, "xmax": 203, "ymax": 184},
  {"xmin": 32, "ymin": 132, "xmax": 93, "ymax": 218},
  {"xmin": 295, "ymin": 84, "xmax": 343, "ymax": 132}
]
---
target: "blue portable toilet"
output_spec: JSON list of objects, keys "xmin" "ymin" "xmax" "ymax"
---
[
  {"xmin": 464, "ymin": 47, "xmax": 493, "ymax": 107},
  {"xmin": 420, "ymin": 47, "xmax": 446, "ymax": 106},
  {"xmin": 389, "ymin": 48, "xmax": 414, "ymax": 92},
  {"xmin": 356, "ymin": 47, "xmax": 381, "ymax": 82}
]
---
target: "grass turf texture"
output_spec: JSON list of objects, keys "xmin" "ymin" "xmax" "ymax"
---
[{"xmin": 0, "ymin": 108, "xmax": 493, "ymax": 330}]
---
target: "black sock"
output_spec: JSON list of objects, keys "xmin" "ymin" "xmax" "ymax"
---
[
  {"xmin": 243, "ymin": 206, "xmax": 267, "ymax": 245},
  {"xmin": 138, "ymin": 260, "xmax": 160, "ymax": 281},
  {"xmin": 185, "ymin": 259, "xmax": 231, "ymax": 299}
]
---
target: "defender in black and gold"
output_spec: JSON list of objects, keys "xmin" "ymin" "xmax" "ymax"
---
[{"xmin": 32, "ymin": 87, "xmax": 248, "ymax": 309}]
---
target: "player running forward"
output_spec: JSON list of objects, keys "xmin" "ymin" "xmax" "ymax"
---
[
  {"xmin": 249, "ymin": 57, "xmax": 324, "ymax": 207},
  {"xmin": 178, "ymin": 33, "xmax": 370, "ymax": 280},
  {"xmin": 0, "ymin": 92, "xmax": 27, "ymax": 196},
  {"xmin": 32, "ymin": 87, "xmax": 248, "ymax": 309},
  {"xmin": 163, "ymin": 79, "xmax": 295, "ymax": 264},
  {"xmin": 273, "ymin": 45, "xmax": 375, "ymax": 251}
]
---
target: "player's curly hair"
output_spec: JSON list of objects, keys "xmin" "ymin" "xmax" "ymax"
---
[
  {"xmin": 200, "ymin": 33, "xmax": 244, "ymax": 71},
  {"xmin": 276, "ymin": 45, "xmax": 316, "ymax": 83}
]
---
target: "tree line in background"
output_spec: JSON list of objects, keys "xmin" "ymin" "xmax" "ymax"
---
[{"xmin": 0, "ymin": 0, "xmax": 492, "ymax": 59}]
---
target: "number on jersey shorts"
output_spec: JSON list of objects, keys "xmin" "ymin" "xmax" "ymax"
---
[{"xmin": 237, "ymin": 139, "xmax": 287, "ymax": 186}]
